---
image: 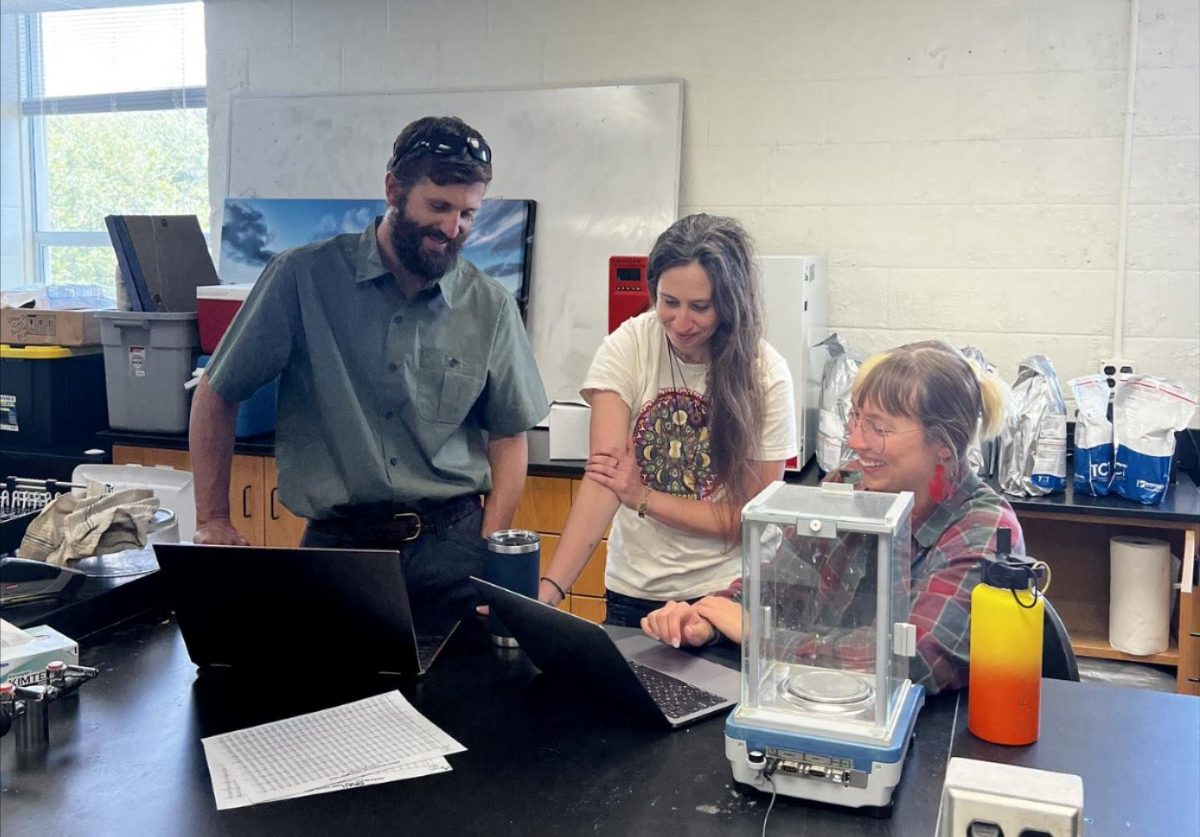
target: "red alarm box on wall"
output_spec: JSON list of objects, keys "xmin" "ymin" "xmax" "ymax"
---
[{"xmin": 608, "ymin": 256, "xmax": 651, "ymax": 334}]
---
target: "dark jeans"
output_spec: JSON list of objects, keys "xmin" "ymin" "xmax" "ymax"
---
[
  {"xmin": 604, "ymin": 589, "xmax": 702, "ymax": 628},
  {"xmin": 302, "ymin": 498, "xmax": 485, "ymax": 630}
]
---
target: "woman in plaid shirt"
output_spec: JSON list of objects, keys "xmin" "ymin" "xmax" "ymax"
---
[{"xmin": 641, "ymin": 340, "xmax": 1022, "ymax": 694}]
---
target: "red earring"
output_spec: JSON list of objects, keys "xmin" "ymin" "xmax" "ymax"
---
[{"xmin": 928, "ymin": 463, "xmax": 950, "ymax": 503}]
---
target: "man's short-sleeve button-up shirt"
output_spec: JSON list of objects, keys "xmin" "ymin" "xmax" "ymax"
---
[{"xmin": 205, "ymin": 219, "xmax": 549, "ymax": 519}]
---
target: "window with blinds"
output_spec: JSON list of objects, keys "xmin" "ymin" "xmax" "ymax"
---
[{"xmin": 15, "ymin": 1, "xmax": 207, "ymax": 297}]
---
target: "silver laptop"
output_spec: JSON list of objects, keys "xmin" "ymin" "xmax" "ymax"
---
[
  {"xmin": 154, "ymin": 544, "xmax": 457, "ymax": 678},
  {"xmin": 474, "ymin": 577, "xmax": 740, "ymax": 728}
]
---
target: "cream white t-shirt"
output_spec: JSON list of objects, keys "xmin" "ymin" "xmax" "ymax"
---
[{"xmin": 581, "ymin": 311, "xmax": 797, "ymax": 600}]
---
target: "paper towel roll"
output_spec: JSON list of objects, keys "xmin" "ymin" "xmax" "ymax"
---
[{"xmin": 1109, "ymin": 536, "xmax": 1172, "ymax": 656}]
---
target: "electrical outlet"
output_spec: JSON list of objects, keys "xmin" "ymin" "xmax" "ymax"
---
[{"xmin": 1100, "ymin": 358, "xmax": 1135, "ymax": 390}]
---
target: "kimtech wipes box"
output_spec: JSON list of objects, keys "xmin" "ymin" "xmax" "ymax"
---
[{"xmin": 0, "ymin": 620, "xmax": 79, "ymax": 687}]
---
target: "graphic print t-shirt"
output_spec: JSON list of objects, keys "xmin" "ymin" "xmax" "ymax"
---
[{"xmin": 581, "ymin": 311, "xmax": 797, "ymax": 600}]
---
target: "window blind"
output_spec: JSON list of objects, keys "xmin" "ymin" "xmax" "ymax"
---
[{"xmin": 19, "ymin": 1, "xmax": 205, "ymax": 112}]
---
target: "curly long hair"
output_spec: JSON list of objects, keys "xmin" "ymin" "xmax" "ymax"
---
[{"xmin": 647, "ymin": 214, "xmax": 766, "ymax": 514}]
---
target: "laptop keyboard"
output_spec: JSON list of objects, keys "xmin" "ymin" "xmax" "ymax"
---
[
  {"xmin": 627, "ymin": 660, "xmax": 728, "ymax": 720},
  {"xmin": 415, "ymin": 634, "xmax": 445, "ymax": 669}
]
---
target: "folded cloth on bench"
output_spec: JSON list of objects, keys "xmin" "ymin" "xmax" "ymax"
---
[{"xmin": 17, "ymin": 485, "xmax": 160, "ymax": 566}]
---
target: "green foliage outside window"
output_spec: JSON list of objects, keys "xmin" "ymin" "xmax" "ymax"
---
[{"xmin": 42, "ymin": 106, "xmax": 208, "ymax": 291}]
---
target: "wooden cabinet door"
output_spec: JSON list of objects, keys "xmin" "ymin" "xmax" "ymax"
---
[
  {"xmin": 229, "ymin": 455, "xmax": 265, "ymax": 546},
  {"xmin": 115, "ymin": 445, "xmax": 190, "ymax": 468},
  {"xmin": 262, "ymin": 457, "xmax": 309, "ymax": 547},
  {"xmin": 140, "ymin": 447, "xmax": 192, "ymax": 471},
  {"xmin": 570, "ymin": 596, "xmax": 606, "ymax": 623},
  {"xmin": 570, "ymin": 479, "xmax": 612, "ymax": 537},
  {"xmin": 574, "ymin": 540, "xmax": 607, "ymax": 597},
  {"xmin": 538, "ymin": 533, "xmax": 559, "ymax": 575},
  {"xmin": 512, "ymin": 476, "xmax": 572, "ymax": 533},
  {"xmin": 1181, "ymin": 586, "xmax": 1200, "ymax": 696},
  {"xmin": 111, "ymin": 445, "xmax": 144, "ymax": 465}
]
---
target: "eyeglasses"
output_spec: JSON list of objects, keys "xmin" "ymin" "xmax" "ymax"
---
[
  {"xmin": 845, "ymin": 408, "xmax": 922, "ymax": 452},
  {"xmin": 394, "ymin": 131, "xmax": 492, "ymax": 167}
]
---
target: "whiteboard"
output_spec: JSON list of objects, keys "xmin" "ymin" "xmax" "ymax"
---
[{"xmin": 226, "ymin": 83, "xmax": 682, "ymax": 403}]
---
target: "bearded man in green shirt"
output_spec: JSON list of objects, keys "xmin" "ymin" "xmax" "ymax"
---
[{"xmin": 189, "ymin": 116, "xmax": 549, "ymax": 624}]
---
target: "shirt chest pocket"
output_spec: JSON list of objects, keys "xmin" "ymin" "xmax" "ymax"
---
[{"xmin": 417, "ymin": 349, "xmax": 484, "ymax": 425}]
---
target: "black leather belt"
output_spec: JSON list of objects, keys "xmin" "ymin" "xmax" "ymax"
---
[{"xmin": 315, "ymin": 495, "xmax": 481, "ymax": 542}]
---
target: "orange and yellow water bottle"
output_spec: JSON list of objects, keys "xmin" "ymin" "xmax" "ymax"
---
[{"xmin": 968, "ymin": 528, "xmax": 1051, "ymax": 746}]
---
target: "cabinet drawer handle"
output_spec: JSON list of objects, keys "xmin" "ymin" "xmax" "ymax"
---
[
  {"xmin": 242, "ymin": 485, "xmax": 252, "ymax": 518},
  {"xmin": 1189, "ymin": 677, "xmax": 1200, "ymax": 683},
  {"xmin": 270, "ymin": 487, "xmax": 280, "ymax": 520}
]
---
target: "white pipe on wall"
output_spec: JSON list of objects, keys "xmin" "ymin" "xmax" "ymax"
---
[{"xmin": 1113, "ymin": 0, "xmax": 1141, "ymax": 360}]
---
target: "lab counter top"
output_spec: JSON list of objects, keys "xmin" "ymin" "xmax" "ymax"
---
[
  {"xmin": 0, "ymin": 569, "xmax": 164, "ymax": 639},
  {"xmin": 1, "ymin": 611, "xmax": 1196, "ymax": 836}
]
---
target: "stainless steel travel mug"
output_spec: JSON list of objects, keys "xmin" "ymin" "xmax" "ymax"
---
[{"xmin": 484, "ymin": 529, "xmax": 540, "ymax": 647}]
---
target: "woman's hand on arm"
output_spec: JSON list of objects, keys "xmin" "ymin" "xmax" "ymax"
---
[
  {"xmin": 641, "ymin": 601, "xmax": 715, "ymax": 648},
  {"xmin": 693, "ymin": 596, "xmax": 742, "ymax": 642},
  {"xmin": 583, "ymin": 439, "xmax": 646, "ymax": 508},
  {"xmin": 592, "ymin": 457, "xmax": 786, "ymax": 541},
  {"xmin": 640, "ymin": 595, "xmax": 742, "ymax": 648}
]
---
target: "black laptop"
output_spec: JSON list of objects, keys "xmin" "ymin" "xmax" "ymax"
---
[
  {"xmin": 153, "ymin": 544, "xmax": 457, "ymax": 677},
  {"xmin": 473, "ymin": 577, "xmax": 740, "ymax": 727}
]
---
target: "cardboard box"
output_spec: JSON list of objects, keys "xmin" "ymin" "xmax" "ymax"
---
[
  {"xmin": 1, "ymin": 308, "xmax": 103, "ymax": 346},
  {"xmin": 0, "ymin": 622, "xmax": 79, "ymax": 687},
  {"xmin": 549, "ymin": 401, "xmax": 591, "ymax": 460}
]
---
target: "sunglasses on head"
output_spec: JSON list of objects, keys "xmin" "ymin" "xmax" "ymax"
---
[{"xmin": 396, "ymin": 131, "xmax": 492, "ymax": 166}]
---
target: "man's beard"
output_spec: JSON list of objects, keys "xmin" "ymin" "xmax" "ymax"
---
[{"xmin": 388, "ymin": 206, "xmax": 467, "ymax": 282}]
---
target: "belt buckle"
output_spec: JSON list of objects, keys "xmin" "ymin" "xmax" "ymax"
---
[{"xmin": 391, "ymin": 511, "xmax": 422, "ymax": 542}]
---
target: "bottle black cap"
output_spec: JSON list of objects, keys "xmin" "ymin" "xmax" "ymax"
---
[
  {"xmin": 996, "ymin": 527, "xmax": 1011, "ymax": 558},
  {"xmin": 982, "ymin": 555, "xmax": 1039, "ymax": 590},
  {"xmin": 980, "ymin": 527, "xmax": 1043, "ymax": 590}
]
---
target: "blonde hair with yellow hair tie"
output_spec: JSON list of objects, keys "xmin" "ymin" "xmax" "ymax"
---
[{"xmin": 851, "ymin": 341, "xmax": 1012, "ymax": 474}]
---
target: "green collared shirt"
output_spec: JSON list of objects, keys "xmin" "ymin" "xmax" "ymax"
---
[{"xmin": 205, "ymin": 219, "xmax": 549, "ymax": 519}]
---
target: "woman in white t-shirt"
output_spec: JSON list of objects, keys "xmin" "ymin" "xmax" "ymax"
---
[{"xmin": 537, "ymin": 214, "xmax": 797, "ymax": 627}]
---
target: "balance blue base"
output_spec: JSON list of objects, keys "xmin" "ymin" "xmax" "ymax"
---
[{"xmin": 725, "ymin": 683, "xmax": 925, "ymax": 773}]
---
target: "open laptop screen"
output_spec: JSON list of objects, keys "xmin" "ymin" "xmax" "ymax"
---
[{"xmin": 154, "ymin": 544, "xmax": 430, "ymax": 677}]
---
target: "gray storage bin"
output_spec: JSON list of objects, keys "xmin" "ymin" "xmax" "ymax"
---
[{"xmin": 97, "ymin": 311, "xmax": 199, "ymax": 433}]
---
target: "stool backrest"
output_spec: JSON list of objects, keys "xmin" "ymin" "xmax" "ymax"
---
[{"xmin": 1042, "ymin": 596, "xmax": 1080, "ymax": 682}]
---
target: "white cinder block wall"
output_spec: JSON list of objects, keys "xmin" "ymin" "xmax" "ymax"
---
[{"xmin": 203, "ymin": 0, "xmax": 1200, "ymax": 410}]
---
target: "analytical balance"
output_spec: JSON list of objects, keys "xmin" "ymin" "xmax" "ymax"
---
[{"xmin": 725, "ymin": 482, "xmax": 924, "ymax": 808}]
